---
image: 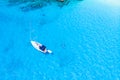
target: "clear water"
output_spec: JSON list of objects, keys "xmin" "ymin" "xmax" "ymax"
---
[{"xmin": 0, "ymin": 0, "xmax": 120, "ymax": 80}]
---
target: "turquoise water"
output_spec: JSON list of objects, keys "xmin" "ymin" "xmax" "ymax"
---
[{"xmin": 0, "ymin": 0, "xmax": 120, "ymax": 80}]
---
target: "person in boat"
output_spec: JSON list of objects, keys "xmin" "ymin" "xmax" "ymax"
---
[{"xmin": 39, "ymin": 45, "xmax": 47, "ymax": 53}]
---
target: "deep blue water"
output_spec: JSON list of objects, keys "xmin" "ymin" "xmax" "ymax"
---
[{"xmin": 0, "ymin": 0, "xmax": 120, "ymax": 80}]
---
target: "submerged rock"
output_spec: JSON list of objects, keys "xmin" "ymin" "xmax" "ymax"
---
[
  {"xmin": 20, "ymin": 1, "xmax": 45, "ymax": 12},
  {"xmin": 7, "ymin": 0, "xmax": 83, "ymax": 12}
]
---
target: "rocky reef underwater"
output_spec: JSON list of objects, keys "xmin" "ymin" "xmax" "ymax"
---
[{"xmin": 7, "ymin": 0, "xmax": 83, "ymax": 12}]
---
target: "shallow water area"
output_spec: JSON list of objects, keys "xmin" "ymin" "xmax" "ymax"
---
[{"xmin": 0, "ymin": 0, "xmax": 120, "ymax": 80}]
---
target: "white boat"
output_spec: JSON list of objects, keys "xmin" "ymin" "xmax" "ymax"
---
[{"xmin": 31, "ymin": 41, "xmax": 52, "ymax": 54}]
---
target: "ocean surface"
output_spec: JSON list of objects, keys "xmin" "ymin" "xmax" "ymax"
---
[{"xmin": 0, "ymin": 0, "xmax": 120, "ymax": 80}]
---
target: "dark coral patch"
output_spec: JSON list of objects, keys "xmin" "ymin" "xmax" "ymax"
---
[{"xmin": 7, "ymin": 0, "xmax": 84, "ymax": 12}]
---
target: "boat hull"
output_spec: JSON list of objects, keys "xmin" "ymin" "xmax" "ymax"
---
[{"xmin": 31, "ymin": 41, "xmax": 52, "ymax": 54}]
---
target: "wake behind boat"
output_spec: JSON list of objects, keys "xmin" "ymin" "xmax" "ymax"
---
[{"xmin": 31, "ymin": 41, "xmax": 52, "ymax": 54}]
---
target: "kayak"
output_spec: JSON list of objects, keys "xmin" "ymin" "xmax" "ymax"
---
[{"xmin": 31, "ymin": 40, "xmax": 52, "ymax": 54}]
